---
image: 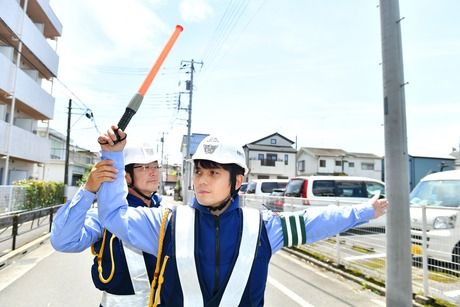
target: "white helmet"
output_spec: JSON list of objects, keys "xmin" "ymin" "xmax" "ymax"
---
[
  {"xmin": 192, "ymin": 135, "xmax": 248, "ymax": 175},
  {"xmin": 123, "ymin": 146, "xmax": 159, "ymax": 166}
]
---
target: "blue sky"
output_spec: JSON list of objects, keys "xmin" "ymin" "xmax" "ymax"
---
[{"xmin": 49, "ymin": 0, "xmax": 460, "ymax": 164}]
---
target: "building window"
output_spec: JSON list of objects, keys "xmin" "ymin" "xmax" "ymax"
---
[
  {"xmin": 335, "ymin": 160, "xmax": 342, "ymax": 166},
  {"xmin": 284, "ymin": 154, "xmax": 288, "ymax": 165},
  {"xmin": 361, "ymin": 162, "xmax": 375, "ymax": 170},
  {"xmin": 50, "ymin": 139, "xmax": 65, "ymax": 160},
  {"xmin": 298, "ymin": 160, "xmax": 305, "ymax": 172},
  {"xmin": 348, "ymin": 162, "xmax": 355, "ymax": 167},
  {"xmin": 265, "ymin": 153, "xmax": 277, "ymax": 167},
  {"xmin": 319, "ymin": 160, "xmax": 326, "ymax": 167},
  {"xmin": 270, "ymin": 139, "xmax": 277, "ymax": 144},
  {"xmin": 258, "ymin": 153, "xmax": 264, "ymax": 161}
]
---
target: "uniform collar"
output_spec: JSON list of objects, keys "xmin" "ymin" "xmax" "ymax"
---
[
  {"xmin": 127, "ymin": 193, "xmax": 161, "ymax": 208},
  {"xmin": 191, "ymin": 195, "xmax": 241, "ymax": 215}
]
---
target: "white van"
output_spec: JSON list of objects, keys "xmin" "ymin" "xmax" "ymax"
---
[
  {"xmin": 284, "ymin": 175, "xmax": 385, "ymax": 205},
  {"xmin": 283, "ymin": 175, "xmax": 386, "ymax": 228},
  {"xmin": 245, "ymin": 179, "xmax": 289, "ymax": 196},
  {"xmin": 410, "ymin": 170, "xmax": 460, "ymax": 267},
  {"xmin": 243, "ymin": 179, "xmax": 289, "ymax": 209}
]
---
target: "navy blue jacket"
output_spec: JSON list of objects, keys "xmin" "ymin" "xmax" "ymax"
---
[
  {"xmin": 91, "ymin": 193, "xmax": 161, "ymax": 294},
  {"xmin": 156, "ymin": 201, "xmax": 271, "ymax": 306}
]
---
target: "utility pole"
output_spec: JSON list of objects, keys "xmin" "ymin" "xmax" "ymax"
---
[
  {"xmin": 64, "ymin": 99, "xmax": 72, "ymax": 201},
  {"xmin": 160, "ymin": 132, "xmax": 165, "ymax": 194},
  {"xmin": 379, "ymin": 1, "xmax": 412, "ymax": 306},
  {"xmin": 180, "ymin": 59, "xmax": 203, "ymax": 205}
]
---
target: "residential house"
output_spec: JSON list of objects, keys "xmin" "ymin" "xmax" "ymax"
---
[
  {"xmin": 33, "ymin": 127, "xmax": 99, "ymax": 196},
  {"xmin": 0, "ymin": 0, "xmax": 62, "ymax": 184},
  {"xmin": 297, "ymin": 147, "xmax": 383, "ymax": 180},
  {"xmin": 243, "ymin": 133, "xmax": 296, "ymax": 181},
  {"xmin": 450, "ymin": 149, "xmax": 460, "ymax": 170},
  {"xmin": 161, "ymin": 163, "xmax": 181, "ymax": 192},
  {"xmin": 382, "ymin": 154, "xmax": 456, "ymax": 190}
]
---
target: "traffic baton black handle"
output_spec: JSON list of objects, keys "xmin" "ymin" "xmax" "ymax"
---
[{"xmin": 113, "ymin": 25, "xmax": 184, "ymax": 143}]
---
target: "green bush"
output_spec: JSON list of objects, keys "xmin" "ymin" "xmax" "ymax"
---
[
  {"xmin": 77, "ymin": 165, "xmax": 93, "ymax": 186},
  {"xmin": 14, "ymin": 180, "xmax": 64, "ymax": 210}
]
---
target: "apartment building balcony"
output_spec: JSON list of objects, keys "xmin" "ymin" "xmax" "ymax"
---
[
  {"xmin": 0, "ymin": 52, "xmax": 55, "ymax": 119},
  {"xmin": 0, "ymin": 0, "xmax": 62, "ymax": 78},
  {"xmin": 0, "ymin": 120, "xmax": 50, "ymax": 163}
]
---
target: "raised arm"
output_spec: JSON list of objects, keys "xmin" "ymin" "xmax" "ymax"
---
[
  {"xmin": 50, "ymin": 160, "xmax": 117, "ymax": 252},
  {"xmin": 96, "ymin": 126, "xmax": 166, "ymax": 255}
]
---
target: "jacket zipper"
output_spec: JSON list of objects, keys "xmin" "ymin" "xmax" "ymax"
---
[{"xmin": 213, "ymin": 215, "xmax": 220, "ymax": 295}]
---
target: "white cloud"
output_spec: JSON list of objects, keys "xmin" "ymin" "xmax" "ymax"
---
[
  {"xmin": 80, "ymin": 0, "xmax": 167, "ymax": 60},
  {"xmin": 179, "ymin": 0, "xmax": 213, "ymax": 22}
]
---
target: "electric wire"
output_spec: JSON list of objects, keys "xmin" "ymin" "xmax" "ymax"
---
[{"xmin": 200, "ymin": 0, "xmax": 249, "ymax": 71}]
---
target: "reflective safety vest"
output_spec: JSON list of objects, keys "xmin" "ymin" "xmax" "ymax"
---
[
  {"xmin": 100, "ymin": 242, "xmax": 151, "ymax": 306},
  {"xmin": 174, "ymin": 205, "xmax": 261, "ymax": 306},
  {"xmin": 92, "ymin": 193, "xmax": 160, "ymax": 307}
]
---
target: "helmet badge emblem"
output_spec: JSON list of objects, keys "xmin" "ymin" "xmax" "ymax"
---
[
  {"xmin": 203, "ymin": 137, "xmax": 219, "ymax": 154},
  {"xmin": 203, "ymin": 144, "xmax": 218, "ymax": 154}
]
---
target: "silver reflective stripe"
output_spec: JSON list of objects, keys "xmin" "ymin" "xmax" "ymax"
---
[
  {"xmin": 175, "ymin": 206, "xmax": 260, "ymax": 307},
  {"xmin": 123, "ymin": 242, "xmax": 150, "ymax": 305},
  {"xmin": 175, "ymin": 205, "xmax": 204, "ymax": 307},
  {"xmin": 99, "ymin": 243, "xmax": 151, "ymax": 307},
  {"xmin": 101, "ymin": 290, "xmax": 147, "ymax": 307},
  {"xmin": 285, "ymin": 214, "xmax": 293, "ymax": 246},
  {"xmin": 219, "ymin": 207, "xmax": 260, "ymax": 306}
]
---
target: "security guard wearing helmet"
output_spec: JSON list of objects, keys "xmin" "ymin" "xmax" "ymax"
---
[
  {"xmin": 51, "ymin": 145, "xmax": 162, "ymax": 306},
  {"xmin": 96, "ymin": 127, "xmax": 389, "ymax": 306}
]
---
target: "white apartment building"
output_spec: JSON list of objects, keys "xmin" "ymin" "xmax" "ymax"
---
[{"xmin": 0, "ymin": 0, "xmax": 62, "ymax": 184}]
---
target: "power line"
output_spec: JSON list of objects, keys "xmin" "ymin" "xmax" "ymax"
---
[{"xmin": 200, "ymin": 0, "xmax": 250, "ymax": 71}]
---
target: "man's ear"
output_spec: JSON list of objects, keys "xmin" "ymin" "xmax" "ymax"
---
[
  {"xmin": 125, "ymin": 172, "xmax": 132, "ymax": 185},
  {"xmin": 235, "ymin": 174, "xmax": 244, "ymax": 189}
]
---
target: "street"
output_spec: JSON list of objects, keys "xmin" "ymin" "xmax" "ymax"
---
[{"xmin": 0, "ymin": 239, "xmax": 386, "ymax": 306}]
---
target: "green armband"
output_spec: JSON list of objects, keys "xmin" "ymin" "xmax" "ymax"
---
[{"xmin": 280, "ymin": 213, "xmax": 307, "ymax": 247}]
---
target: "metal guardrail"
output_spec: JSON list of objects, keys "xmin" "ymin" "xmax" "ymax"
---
[
  {"xmin": 0, "ymin": 204, "xmax": 62, "ymax": 253},
  {"xmin": 241, "ymin": 194, "xmax": 460, "ymax": 306}
]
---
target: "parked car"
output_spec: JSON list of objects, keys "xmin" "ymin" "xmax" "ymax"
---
[
  {"xmin": 265, "ymin": 188, "xmax": 286, "ymax": 211},
  {"xmin": 282, "ymin": 175, "xmax": 386, "ymax": 228},
  {"xmin": 165, "ymin": 187, "xmax": 175, "ymax": 196},
  {"xmin": 244, "ymin": 179, "xmax": 289, "ymax": 209},
  {"xmin": 239, "ymin": 182, "xmax": 249, "ymax": 195},
  {"xmin": 410, "ymin": 170, "xmax": 460, "ymax": 268},
  {"xmin": 245, "ymin": 179, "xmax": 289, "ymax": 196},
  {"xmin": 284, "ymin": 175, "xmax": 385, "ymax": 205}
]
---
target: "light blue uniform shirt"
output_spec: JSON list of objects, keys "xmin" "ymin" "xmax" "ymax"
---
[
  {"xmin": 96, "ymin": 151, "xmax": 376, "ymax": 255},
  {"xmin": 51, "ymin": 187, "xmax": 101, "ymax": 252}
]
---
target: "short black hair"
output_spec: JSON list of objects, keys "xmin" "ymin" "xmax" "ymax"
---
[{"xmin": 194, "ymin": 159, "xmax": 244, "ymax": 176}]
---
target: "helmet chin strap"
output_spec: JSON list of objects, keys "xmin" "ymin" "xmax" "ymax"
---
[
  {"xmin": 129, "ymin": 184, "xmax": 154, "ymax": 201},
  {"xmin": 209, "ymin": 194, "xmax": 232, "ymax": 212},
  {"xmin": 126, "ymin": 168, "xmax": 154, "ymax": 202}
]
